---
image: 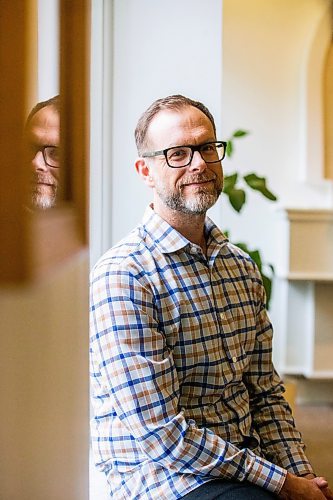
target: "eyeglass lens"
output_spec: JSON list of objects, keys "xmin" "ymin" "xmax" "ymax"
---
[
  {"xmin": 166, "ymin": 142, "xmax": 225, "ymax": 168},
  {"xmin": 43, "ymin": 146, "xmax": 59, "ymax": 167}
]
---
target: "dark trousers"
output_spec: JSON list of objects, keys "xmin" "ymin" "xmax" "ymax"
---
[{"xmin": 181, "ymin": 480, "xmax": 277, "ymax": 499}]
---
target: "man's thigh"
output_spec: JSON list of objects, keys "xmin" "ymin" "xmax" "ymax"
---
[{"xmin": 181, "ymin": 480, "xmax": 277, "ymax": 500}]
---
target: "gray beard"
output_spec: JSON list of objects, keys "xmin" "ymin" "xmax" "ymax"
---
[
  {"xmin": 31, "ymin": 189, "xmax": 57, "ymax": 210},
  {"xmin": 31, "ymin": 172, "xmax": 57, "ymax": 210},
  {"xmin": 155, "ymin": 186, "xmax": 222, "ymax": 215}
]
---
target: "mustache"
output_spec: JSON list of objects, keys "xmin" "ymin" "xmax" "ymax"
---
[
  {"xmin": 180, "ymin": 173, "xmax": 217, "ymax": 187},
  {"xmin": 32, "ymin": 173, "xmax": 57, "ymax": 187}
]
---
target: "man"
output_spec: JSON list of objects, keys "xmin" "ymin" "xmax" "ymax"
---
[
  {"xmin": 25, "ymin": 95, "xmax": 60, "ymax": 209},
  {"xmin": 90, "ymin": 95, "xmax": 332, "ymax": 499}
]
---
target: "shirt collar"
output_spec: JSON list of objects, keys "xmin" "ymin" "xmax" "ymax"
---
[
  {"xmin": 142, "ymin": 205, "xmax": 228, "ymax": 254},
  {"xmin": 204, "ymin": 215, "xmax": 229, "ymax": 248}
]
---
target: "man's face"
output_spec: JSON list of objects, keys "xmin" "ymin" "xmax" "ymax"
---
[
  {"xmin": 26, "ymin": 105, "xmax": 60, "ymax": 209},
  {"xmin": 144, "ymin": 106, "xmax": 223, "ymax": 217}
]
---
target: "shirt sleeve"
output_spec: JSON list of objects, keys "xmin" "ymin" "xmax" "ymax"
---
[
  {"xmin": 90, "ymin": 260, "xmax": 287, "ymax": 494},
  {"xmin": 244, "ymin": 263, "xmax": 314, "ymax": 477}
]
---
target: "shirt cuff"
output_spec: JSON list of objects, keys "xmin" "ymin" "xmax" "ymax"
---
[
  {"xmin": 275, "ymin": 447, "xmax": 315, "ymax": 477},
  {"xmin": 246, "ymin": 454, "xmax": 287, "ymax": 494}
]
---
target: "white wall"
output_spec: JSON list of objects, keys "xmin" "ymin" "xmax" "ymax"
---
[
  {"xmin": 90, "ymin": 0, "xmax": 223, "ymax": 265},
  {"xmin": 38, "ymin": 0, "xmax": 59, "ymax": 100},
  {"xmin": 111, "ymin": 0, "xmax": 224, "ymax": 245}
]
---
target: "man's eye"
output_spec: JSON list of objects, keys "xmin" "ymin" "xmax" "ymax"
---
[
  {"xmin": 169, "ymin": 148, "xmax": 187, "ymax": 160},
  {"xmin": 48, "ymin": 147, "xmax": 59, "ymax": 160},
  {"xmin": 201, "ymin": 143, "xmax": 215, "ymax": 152}
]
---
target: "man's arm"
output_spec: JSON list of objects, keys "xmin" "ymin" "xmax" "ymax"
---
[
  {"xmin": 242, "ymin": 266, "xmax": 333, "ymax": 499},
  {"xmin": 90, "ymin": 260, "xmax": 287, "ymax": 494},
  {"xmin": 243, "ymin": 263, "xmax": 314, "ymax": 476},
  {"xmin": 242, "ymin": 263, "xmax": 333, "ymax": 499}
]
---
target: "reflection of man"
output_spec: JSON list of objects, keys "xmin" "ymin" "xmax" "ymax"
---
[
  {"xmin": 25, "ymin": 95, "xmax": 60, "ymax": 209},
  {"xmin": 90, "ymin": 95, "xmax": 332, "ymax": 500}
]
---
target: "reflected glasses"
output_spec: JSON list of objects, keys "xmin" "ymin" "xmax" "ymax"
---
[
  {"xmin": 141, "ymin": 141, "xmax": 227, "ymax": 168},
  {"xmin": 30, "ymin": 145, "xmax": 60, "ymax": 168}
]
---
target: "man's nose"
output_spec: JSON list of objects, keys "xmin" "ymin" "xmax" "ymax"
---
[
  {"xmin": 188, "ymin": 150, "xmax": 207, "ymax": 172},
  {"xmin": 31, "ymin": 151, "xmax": 48, "ymax": 172}
]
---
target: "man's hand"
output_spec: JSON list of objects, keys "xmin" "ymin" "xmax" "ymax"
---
[
  {"xmin": 312, "ymin": 478, "xmax": 333, "ymax": 500},
  {"xmin": 278, "ymin": 472, "xmax": 333, "ymax": 499},
  {"xmin": 302, "ymin": 474, "xmax": 333, "ymax": 500}
]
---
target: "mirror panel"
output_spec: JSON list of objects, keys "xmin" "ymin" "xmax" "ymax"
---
[{"xmin": 0, "ymin": 0, "xmax": 89, "ymax": 283}]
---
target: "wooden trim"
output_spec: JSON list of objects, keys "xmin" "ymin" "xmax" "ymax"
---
[
  {"xmin": 0, "ymin": 1, "xmax": 29, "ymax": 281},
  {"xmin": 0, "ymin": 0, "xmax": 90, "ymax": 283},
  {"xmin": 59, "ymin": 0, "xmax": 90, "ymax": 241}
]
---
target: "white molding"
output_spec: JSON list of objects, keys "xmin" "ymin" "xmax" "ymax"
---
[
  {"xmin": 280, "ymin": 369, "xmax": 333, "ymax": 381},
  {"xmin": 281, "ymin": 366, "xmax": 308, "ymax": 376},
  {"xmin": 278, "ymin": 272, "xmax": 333, "ymax": 282},
  {"xmin": 282, "ymin": 208, "xmax": 333, "ymax": 222},
  {"xmin": 304, "ymin": 370, "xmax": 333, "ymax": 380},
  {"xmin": 276, "ymin": 208, "xmax": 333, "ymax": 278},
  {"xmin": 275, "ymin": 205, "xmax": 333, "ymax": 380}
]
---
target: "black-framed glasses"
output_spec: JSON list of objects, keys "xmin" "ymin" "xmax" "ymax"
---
[
  {"xmin": 141, "ymin": 141, "xmax": 227, "ymax": 168},
  {"xmin": 30, "ymin": 145, "xmax": 60, "ymax": 168}
]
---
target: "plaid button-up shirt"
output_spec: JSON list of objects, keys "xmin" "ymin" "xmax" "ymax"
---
[{"xmin": 90, "ymin": 205, "xmax": 313, "ymax": 499}]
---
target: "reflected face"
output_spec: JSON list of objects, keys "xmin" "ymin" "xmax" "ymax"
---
[
  {"xmin": 145, "ymin": 106, "xmax": 223, "ymax": 218},
  {"xmin": 26, "ymin": 105, "xmax": 60, "ymax": 209}
]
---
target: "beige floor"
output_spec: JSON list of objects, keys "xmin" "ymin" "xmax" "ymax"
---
[{"xmin": 293, "ymin": 404, "xmax": 333, "ymax": 485}]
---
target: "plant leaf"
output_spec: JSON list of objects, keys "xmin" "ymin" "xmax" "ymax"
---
[
  {"xmin": 228, "ymin": 188, "xmax": 246, "ymax": 212},
  {"xmin": 243, "ymin": 173, "xmax": 277, "ymax": 201},
  {"xmin": 262, "ymin": 273, "xmax": 272, "ymax": 309},
  {"xmin": 234, "ymin": 242, "xmax": 262, "ymax": 270},
  {"xmin": 226, "ymin": 140, "xmax": 233, "ymax": 157},
  {"xmin": 223, "ymin": 173, "xmax": 238, "ymax": 194},
  {"xmin": 232, "ymin": 129, "xmax": 249, "ymax": 138},
  {"xmin": 234, "ymin": 241, "xmax": 248, "ymax": 253},
  {"xmin": 248, "ymin": 249, "xmax": 262, "ymax": 269},
  {"xmin": 231, "ymin": 240, "xmax": 273, "ymax": 309}
]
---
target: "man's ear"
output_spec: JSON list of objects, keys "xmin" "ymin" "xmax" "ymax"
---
[{"xmin": 135, "ymin": 158, "xmax": 155, "ymax": 188}]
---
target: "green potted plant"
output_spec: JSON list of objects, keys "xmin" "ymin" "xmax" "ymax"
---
[{"xmin": 223, "ymin": 130, "xmax": 277, "ymax": 309}]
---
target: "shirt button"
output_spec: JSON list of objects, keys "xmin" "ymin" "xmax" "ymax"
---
[
  {"xmin": 232, "ymin": 356, "xmax": 237, "ymax": 363},
  {"xmin": 191, "ymin": 246, "xmax": 198, "ymax": 254}
]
